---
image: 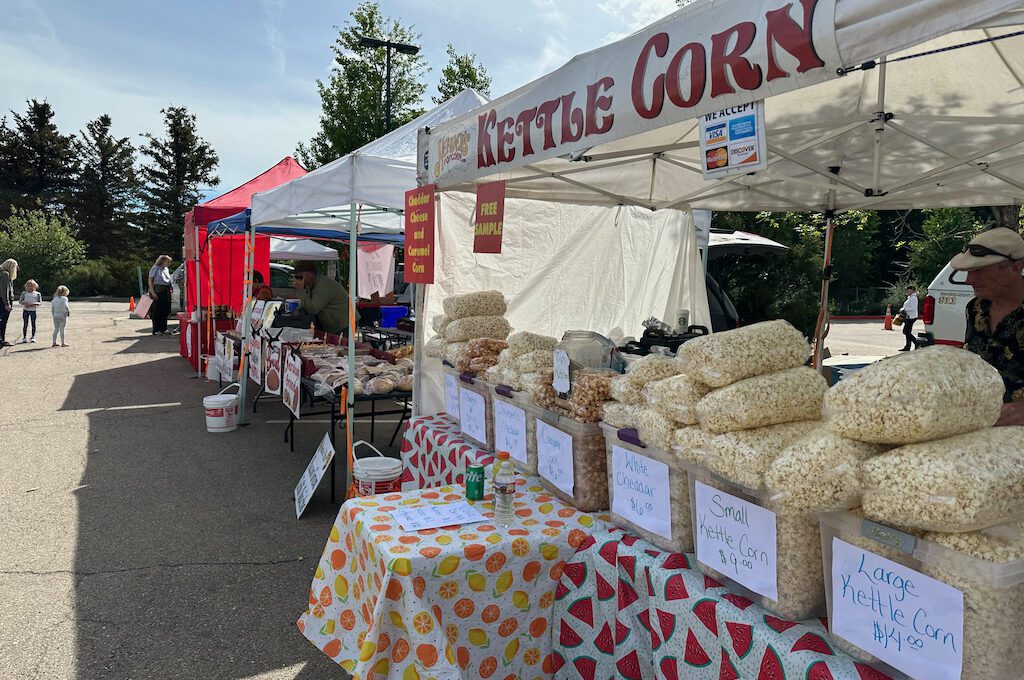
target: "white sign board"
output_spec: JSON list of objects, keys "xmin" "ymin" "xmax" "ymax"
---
[
  {"xmin": 248, "ymin": 335, "xmax": 263, "ymax": 385},
  {"xmin": 536, "ymin": 420, "xmax": 574, "ymax": 497},
  {"xmin": 214, "ymin": 332, "xmax": 227, "ymax": 377},
  {"xmin": 444, "ymin": 372, "xmax": 461, "ymax": 422},
  {"xmin": 698, "ymin": 101, "xmax": 768, "ymax": 179},
  {"xmin": 282, "ymin": 349, "xmax": 302, "ymax": 418},
  {"xmin": 694, "ymin": 480, "xmax": 778, "ymax": 600},
  {"xmin": 251, "ymin": 300, "xmax": 267, "ymax": 329},
  {"xmin": 265, "ymin": 342, "xmax": 282, "ymax": 395},
  {"xmin": 552, "ymin": 350, "xmax": 570, "ymax": 394},
  {"xmin": 459, "ymin": 386, "xmax": 487, "ymax": 445},
  {"xmin": 493, "ymin": 399, "xmax": 528, "ymax": 466},
  {"xmin": 831, "ymin": 537, "xmax": 964, "ymax": 680},
  {"xmin": 390, "ymin": 501, "xmax": 486, "ymax": 532},
  {"xmin": 185, "ymin": 323, "xmax": 193, "ymax": 359},
  {"xmin": 611, "ymin": 446, "xmax": 672, "ymax": 540},
  {"xmin": 294, "ymin": 433, "xmax": 335, "ymax": 518}
]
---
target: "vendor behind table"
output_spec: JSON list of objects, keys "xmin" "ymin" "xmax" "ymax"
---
[{"xmin": 290, "ymin": 260, "xmax": 360, "ymax": 336}]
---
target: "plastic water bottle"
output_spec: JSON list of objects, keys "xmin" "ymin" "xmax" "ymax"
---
[{"xmin": 493, "ymin": 451, "xmax": 516, "ymax": 527}]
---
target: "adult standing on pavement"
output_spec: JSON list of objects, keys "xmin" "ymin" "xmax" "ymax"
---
[
  {"xmin": 951, "ymin": 227, "xmax": 1024, "ymax": 426},
  {"xmin": 0, "ymin": 258, "xmax": 18, "ymax": 347},
  {"xmin": 292, "ymin": 261, "xmax": 358, "ymax": 336},
  {"xmin": 899, "ymin": 286, "xmax": 919, "ymax": 351},
  {"xmin": 148, "ymin": 255, "xmax": 173, "ymax": 336}
]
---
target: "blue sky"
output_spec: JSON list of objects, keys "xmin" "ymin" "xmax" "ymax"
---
[{"xmin": 0, "ymin": 0, "xmax": 678, "ymax": 196}]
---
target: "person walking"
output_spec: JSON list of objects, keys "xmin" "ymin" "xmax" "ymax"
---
[
  {"xmin": 51, "ymin": 285, "xmax": 70, "ymax": 347},
  {"xmin": 0, "ymin": 258, "xmax": 18, "ymax": 347},
  {"xmin": 148, "ymin": 255, "xmax": 173, "ymax": 335},
  {"xmin": 19, "ymin": 279, "xmax": 41, "ymax": 343},
  {"xmin": 899, "ymin": 285, "xmax": 920, "ymax": 351}
]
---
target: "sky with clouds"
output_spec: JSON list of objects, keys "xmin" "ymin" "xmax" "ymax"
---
[{"xmin": 0, "ymin": 0, "xmax": 679, "ymax": 196}]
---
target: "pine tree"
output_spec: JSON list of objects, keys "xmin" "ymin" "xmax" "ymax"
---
[
  {"xmin": 434, "ymin": 45, "xmax": 491, "ymax": 103},
  {"xmin": 71, "ymin": 115, "xmax": 139, "ymax": 258},
  {"xmin": 296, "ymin": 1, "xmax": 428, "ymax": 168},
  {"xmin": 0, "ymin": 99, "xmax": 79, "ymax": 219},
  {"xmin": 138, "ymin": 106, "xmax": 219, "ymax": 257}
]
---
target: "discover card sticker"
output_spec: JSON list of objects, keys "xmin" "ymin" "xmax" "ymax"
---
[
  {"xmin": 693, "ymin": 480, "xmax": 778, "ymax": 601},
  {"xmin": 831, "ymin": 537, "xmax": 964, "ymax": 680}
]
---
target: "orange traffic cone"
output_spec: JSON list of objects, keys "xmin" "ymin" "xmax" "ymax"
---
[
  {"xmin": 128, "ymin": 296, "xmax": 136, "ymax": 312},
  {"xmin": 883, "ymin": 304, "xmax": 893, "ymax": 331}
]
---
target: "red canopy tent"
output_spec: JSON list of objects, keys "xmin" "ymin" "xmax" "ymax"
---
[{"xmin": 184, "ymin": 156, "xmax": 307, "ymax": 314}]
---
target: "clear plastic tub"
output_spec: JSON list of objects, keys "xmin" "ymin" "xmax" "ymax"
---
[
  {"xmin": 534, "ymin": 408, "xmax": 608, "ymax": 511},
  {"xmin": 601, "ymin": 423, "xmax": 692, "ymax": 553},
  {"xmin": 685, "ymin": 461, "xmax": 825, "ymax": 620},
  {"xmin": 819, "ymin": 511, "xmax": 1024, "ymax": 680},
  {"xmin": 457, "ymin": 374, "xmax": 494, "ymax": 451},
  {"xmin": 490, "ymin": 383, "xmax": 538, "ymax": 474}
]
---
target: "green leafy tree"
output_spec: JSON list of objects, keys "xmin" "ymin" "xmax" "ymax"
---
[
  {"xmin": 0, "ymin": 208, "xmax": 86, "ymax": 294},
  {"xmin": 297, "ymin": 1, "xmax": 428, "ymax": 168},
  {"xmin": 0, "ymin": 99, "xmax": 79, "ymax": 218},
  {"xmin": 905, "ymin": 207, "xmax": 984, "ymax": 284},
  {"xmin": 434, "ymin": 44, "xmax": 491, "ymax": 103},
  {"xmin": 71, "ymin": 114, "xmax": 139, "ymax": 258},
  {"xmin": 138, "ymin": 106, "xmax": 219, "ymax": 257}
]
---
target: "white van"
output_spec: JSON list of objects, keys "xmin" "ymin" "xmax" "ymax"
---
[{"xmin": 921, "ymin": 262, "xmax": 974, "ymax": 347}]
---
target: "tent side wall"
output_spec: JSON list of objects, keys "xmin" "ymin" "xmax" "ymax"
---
[{"xmin": 417, "ymin": 191, "xmax": 709, "ymax": 414}]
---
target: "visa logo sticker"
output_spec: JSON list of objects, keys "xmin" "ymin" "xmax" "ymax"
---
[{"xmin": 704, "ymin": 123, "xmax": 727, "ymax": 145}]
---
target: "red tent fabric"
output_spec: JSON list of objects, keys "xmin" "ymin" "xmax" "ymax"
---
[{"xmin": 185, "ymin": 157, "xmax": 307, "ymax": 314}]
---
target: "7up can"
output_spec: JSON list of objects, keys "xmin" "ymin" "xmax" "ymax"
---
[{"xmin": 466, "ymin": 463, "xmax": 485, "ymax": 500}]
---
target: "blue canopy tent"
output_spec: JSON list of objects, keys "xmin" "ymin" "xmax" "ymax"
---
[{"xmin": 207, "ymin": 208, "xmax": 406, "ymax": 245}]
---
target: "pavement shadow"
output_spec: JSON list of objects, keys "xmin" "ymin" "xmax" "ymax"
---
[{"xmin": 71, "ymin": 355, "xmax": 361, "ymax": 679}]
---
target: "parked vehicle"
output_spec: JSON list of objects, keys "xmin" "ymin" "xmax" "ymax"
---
[
  {"xmin": 171, "ymin": 262, "xmax": 296, "ymax": 314},
  {"xmin": 920, "ymin": 262, "xmax": 975, "ymax": 347}
]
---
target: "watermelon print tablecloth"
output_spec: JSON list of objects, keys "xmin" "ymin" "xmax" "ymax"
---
[
  {"xmin": 551, "ymin": 527, "xmax": 891, "ymax": 680},
  {"xmin": 400, "ymin": 414, "xmax": 495, "ymax": 492},
  {"xmin": 297, "ymin": 478, "xmax": 604, "ymax": 680}
]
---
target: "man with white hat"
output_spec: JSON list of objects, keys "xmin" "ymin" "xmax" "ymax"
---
[{"xmin": 951, "ymin": 227, "xmax": 1024, "ymax": 426}]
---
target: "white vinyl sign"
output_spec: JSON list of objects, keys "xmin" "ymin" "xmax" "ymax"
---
[
  {"xmin": 493, "ymin": 399, "xmax": 527, "ymax": 465},
  {"xmin": 536, "ymin": 420, "xmax": 574, "ymax": 497},
  {"xmin": 248, "ymin": 335, "xmax": 263, "ymax": 385},
  {"xmin": 694, "ymin": 480, "xmax": 778, "ymax": 600},
  {"xmin": 444, "ymin": 373, "xmax": 461, "ymax": 422},
  {"xmin": 294, "ymin": 433, "xmax": 335, "ymax": 518},
  {"xmin": 611, "ymin": 446, "xmax": 671, "ymax": 540},
  {"xmin": 459, "ymin": 387, "xmax": 487, "ymax": 445},
  {"xmin": 698, "ymin": 100, "xmax": 768, "ymax": 178},
  {"xmin": 831, "ymin": 537, "xmax": 964, "ymax": 680},
  {"xmin": 282, "ymin": 349, "xmax": 303, "ymax": 418}
]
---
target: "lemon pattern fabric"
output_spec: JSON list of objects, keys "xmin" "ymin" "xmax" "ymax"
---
[{"xmin": 298, "ymin": 480, "xmax": 602, "ymax": 679}]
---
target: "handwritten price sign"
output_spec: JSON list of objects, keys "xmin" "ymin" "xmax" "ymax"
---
[
  {"xmin": 459, "ymin": 387, "xmax": 487, "ymax": 445},
  {"xmin": 536, "ymin": 419, "xmax": 574, "ymax": 497},
  {"xmin": 694, "ymin": 481, "xmax": 778, "ymax": 601},
  {"xmin": 444, "ymin": 372, "xmax": 460, "ymax": 422},
  {"xmin": 831, "ymin": 537, "xmax": 964, "ymax": 680},
  {"xmin": 611, "ymin": 446, "xmax": 671, "ymax": 539},
  {"xmin": 493, "ymin": 399, "xmax": 527, "ymax": 465}
]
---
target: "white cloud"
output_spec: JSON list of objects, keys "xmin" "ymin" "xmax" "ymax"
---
[
  {"xmin": 260, "ymin": 0, "xmax": 288, "ymax": 75},
  {"xmin": 597, "ymin": 0, "xmax": 679, "ymax": 41}
]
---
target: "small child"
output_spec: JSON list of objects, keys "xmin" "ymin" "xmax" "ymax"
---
[
  {"xmin": 19, "ymin": 279, "xmax": 41, "ymax": 343},
  {"xmin": 51, "ymin": 285, "xmax": 70, "ymax": 347}
]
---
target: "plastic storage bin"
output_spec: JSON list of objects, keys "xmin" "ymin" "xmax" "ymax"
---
[
  {"xmin": 685, "ymin": 461, "xmax": 825, "ymax": 620},
  {"xmin": 457, "ymin": 374, "xmax": 494, "ymax": 451},
  {"xmin": 819, "ymin": 511, "xmax": 1024, "ymax": 680},
  {"xmin": 490, "ymin": 383, "xmax": 538, "ymax": 474},
  {"xmin": 601, "ymin": 423, "xmax": 692, "ymax": 553},
  {"xmin": 534, "ymin": 408, "xmax": 608, "ymax": 512},
  {"xmin": 379, "ymin": 305, "xmax": 408, "ymax": 329}
]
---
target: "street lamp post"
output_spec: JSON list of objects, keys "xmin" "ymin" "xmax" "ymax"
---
[{"xmin": 357, "ymin": 36, "xmax": 420, "ymax": 133}]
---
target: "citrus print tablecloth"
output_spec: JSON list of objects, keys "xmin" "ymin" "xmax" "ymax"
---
[
  {"xmin": 552, "ymin": 527, "xmax": 892, "ymax": 680},
  {"xmin": 400, "ymin": 414, "xmax": 495, "ymax": 492},
  {"xmin": 297, "ymin": 479, "xmax": 603, "ymax": 680}
]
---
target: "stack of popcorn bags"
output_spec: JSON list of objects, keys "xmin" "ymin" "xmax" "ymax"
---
[{"xmin": 425, "ymin": 291, "xmax": 511, "ymax": 374}]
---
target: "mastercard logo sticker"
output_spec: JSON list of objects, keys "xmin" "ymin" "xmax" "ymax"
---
[{"xmin": 705, "ymin": 147, "xmax": 729, "ymax": 170}]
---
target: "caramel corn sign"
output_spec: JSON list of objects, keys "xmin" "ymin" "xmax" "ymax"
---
[
  {"xmin": 404, "ymin": 185, "xmax": 435, "ymax": 284},
  {"xmin": 473, "ymin": 181, "xmax": 505, "ymax": 254}
]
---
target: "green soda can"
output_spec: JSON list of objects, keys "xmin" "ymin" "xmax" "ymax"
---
[{"xmin": 465, "ymin": 463, "xmax": 485, "ymax": 500}]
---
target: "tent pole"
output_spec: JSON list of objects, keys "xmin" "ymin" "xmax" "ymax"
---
[
  {"xmin": 812, "ymin": 195, "xmax": 837, "ymax": 370},
  {"xmin": 871, "ymin": 57, "xmax": 888, "ymax": 195},
  {"xmin": 194, "ymin": 224, "xmax": 202, "ymax": 379},
  {"xmin": 345, "ymin": 205, "xmax": 358, "ymax": 498},
  {"xmin": 237, "ymin": 221, "xmax": 256, "ymax": 425}
]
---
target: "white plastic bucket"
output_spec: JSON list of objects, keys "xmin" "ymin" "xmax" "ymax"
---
[
  {"xmin": 352, "ymin": 441, "xmax": 403, "ymax": 497},
  {"xmin": 204, "ymin": 384, "xmax": 239, "ymax": 433}
]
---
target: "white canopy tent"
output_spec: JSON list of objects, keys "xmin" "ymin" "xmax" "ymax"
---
[
  {"xmin": 269, "ymin": 237, "xmax": 338, "ymax": 261},
  {"xmin": 421, "ymin": 0, "xmax": 1024, "ymax": 365}
]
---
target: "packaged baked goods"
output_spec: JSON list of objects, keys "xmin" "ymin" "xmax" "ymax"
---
[
  {"xmin": 642, "ymin": 374, "xmax": 711, "ymax": 425},
  {"xmin": 635, "ymin": 408, "xmax": 677, "ymax": 451},
  {"xmin": 507, "ymin": 331, "xmax": 557, "ymax": 358},
  {"xmin": 702, "ymin": 420, "xmax": 820, "ymax": 489},
  {"xmin": 860, "ymin": 427, "xmax": 1024, "ymax": 532},
  {"xmin": 444, "ymin": 315, "xmax": 512, "ymax": 343},
  {"xmin": 681, "ymin": 319, "xmax": 810, "ymax": 387},
  {"xmin": 466, "ymin": 337, "xmax": 508, "ymax": 358},
  {"xmin": 442, "ymin": 290, "xmax": 507, "ymax": 320},
  {"xmin": 695, "ymin": 366, "xmax": 827, "ymax": 434},
  {"xmin": 365, "ymin": 375, "xmax": 396, "ymax": 395},
  {"xmin": 512, "ymin": 349, "xmax": 554, "ymax": 373},
  {"xmin": 601, "ymin": 402, "xmax": 644, "ymax": 430},
  {"xmin": 824, "ymin": 345, "xmax": 1005, "ymax": 445}
]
